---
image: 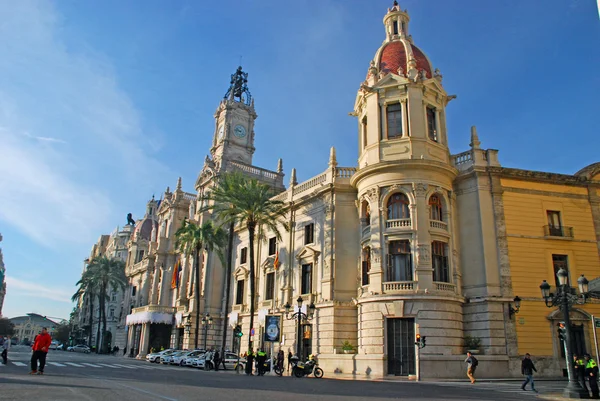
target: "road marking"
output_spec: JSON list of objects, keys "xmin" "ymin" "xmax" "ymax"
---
[
  {"xmin": 112, "ymin": 364, "xmax": 137, "ymax": 369},
  {"xmin": 12, "ymin": 362, "xmax": 27, "ymax": 367},
  {"xmin": 81, "ymin": 363, "xmax": 102, "ymax": 368},
  {"xmin": 47, "ymin": 362, "xmax": 67, "ymax": 367},
  {"xmin": 65, "ymin": 362, "xmax": 84, "ymax": 367},
  {"xmin": 134, "ymin": 365, "xmax": 154, "ymax": 370},
  {"xmin": 97, "ymin": 363, "xmax": 120, "ymax": 368}
]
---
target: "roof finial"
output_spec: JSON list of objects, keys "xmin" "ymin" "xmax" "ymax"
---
[
  {"xmin": 224, "ymin": 66, "xmax": 252, "ymax": 106},
  {"xmin": 277, "ymin": 158, "xmax": 283, "ymax": 174},
  {"xmin": 290, "ymin": 168, "xmax": 297, "ymax": 186},
  {"xmin": 176, "ymin": 177, "xmax": 182, "ymax": 191},
  {"xmin": 328, "ymin": 146, "xmax": 338, "ymax": 168},
  {"xmin": 470, "ymin": 126, "xmax": 481, "ymax": 149}
]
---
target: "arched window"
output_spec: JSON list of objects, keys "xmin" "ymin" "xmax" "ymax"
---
[
  {"xmin": 429, "ymin": 194, "xmax": 443, "ymax": 221},
  {"xmin": 362, "ymin": 247, "xmax": 371, "ymax": 286},
  {"xmin": 387, "ymin": 193, "xmax": 410, "ymax": 220}
]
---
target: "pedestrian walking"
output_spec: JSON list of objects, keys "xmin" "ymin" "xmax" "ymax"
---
[
  {"xmin": 521, "ymin": 353, "xmax": 538, "ymax": 392},
  {"xmin": 30, "ymin": 327, "xmax": 52, "ymax": 375},
  {"xmin": 256, "ymin": 348, "xmax": 266, "ymax": 376},
  {"xmin": 585, "ymin": 353, "xmax": 600, "ymax": 399},
  {"xmin": 277, "ymin": 349, "xmax": 284, "ymax": 372},
  {"xmin": 287, "ymin": 350, "xmax": 293, "ymax": 374},
  {"xmin": 464, "ymin": 351, "xmax": 478, "ymax": 384},
  {"xmin": 219, "ymin": 348, "xmax": 228, "ymax": 370},
  {"xmin": 213, "ymin": 349, "xmax": 220, "ymax": 371},
  {"xmin": 1, "ymin": 341, "xmax": 8, "ymax": 365}
]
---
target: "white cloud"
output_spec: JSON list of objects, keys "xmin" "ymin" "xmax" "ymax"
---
[
  {"xmin": 0, "ymin": 1, "xmax": 170, "ymax": 246},
  {"xmin": 5, "ymin": 276, "xmax": 72, "ymax": 303}
]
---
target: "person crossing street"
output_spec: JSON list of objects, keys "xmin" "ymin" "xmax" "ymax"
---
[
  {"xmin": 520, "ymin": 353, "xmax": 538, "ymax": 393},
  {"xmin": 30, "ymin": 327, "xmax": 52, "ymax": 375}
]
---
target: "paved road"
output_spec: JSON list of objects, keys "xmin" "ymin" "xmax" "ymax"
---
[{"xmin": 0, "ymin": 348, "xmax": 564, "ymax": 400}]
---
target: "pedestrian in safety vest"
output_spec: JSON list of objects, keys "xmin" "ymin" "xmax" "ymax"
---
[
  {"xmin": 245, "ymin": 349, "xmax": 254, "ymax": 375},
  {"xmin": 574, "ymin": 354, "xmax": 587, "ymax": 388},
  {"xmin": 585, "ymin": 353, "xmax": 600, "ymax": 399},
  {"xmin": 256, "ymin": 349, "xmax": 267, "ymax": 376}
]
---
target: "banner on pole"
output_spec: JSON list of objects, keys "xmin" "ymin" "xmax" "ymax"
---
[{"xmin": 263, "ymin": 315, "xmax": 281, "ymax": 342}]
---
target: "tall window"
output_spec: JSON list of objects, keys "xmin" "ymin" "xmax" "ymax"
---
[
  {"xmin": 301, "ymin": 263, "xmax": 313, "ymax": 294},
  {"xmin": 136, "ymin": 250, "xmax": 144, "ymax": 263},
  {"xmin": 426, "ymin": 106, "xmax": 437, "ymax": 141},
  {"xmin": 240, "ymin": 247, "xmax": 248, "ymax": 264},
  {"xmin": 552, "ymin": 255, "xmax": 569, "ymax": 287},
  {"xmin": 429, "ymin": 194, "xmax": 443, "ymax": 221},
  {"xmin": 387, "ymin": 241, "xmax": 412, "ymax": 281},
  {"xmin": 109, "ymin": 308, "xmax": 115, "ymax": 318},
  {"xmin": 432, "ymin": 241, "xmax": 449, "ymax": 283},
  {"xmin": 268, "ymin": 237, "xmax": 277, "ymax": 256},
  {"xmin": 547, "ymin": 211, "xmax": 562, "ymax": 236},
  {"xmin": 362, "ymin": 117, "xmax": 368, "ymax": 149},
  {"xmin": 387, "ymin": 193, "xmax": 410, "ymax": 220},
  {"xmin": 236, "ymin": 280, "xmax": 245, "ymax": 304},
  {"xmin": 365, "ymin": 204, "xmax": 371, "ymax": 226},
  {"xmin": 386, "ymin": 103, "xmax": 403, "ymax": 139},
  {"xmin": 393, "ymin": 20, "xmax": 399, "ymax": 35},
  {"xmin": 362, "ymin": 247, "xmax": 371, "ymax": 286},
  {"xmin": 131, "ymin": 286, "xmax": 137, "ymax": 296},
  {"xmin": 265, "ymin": 272, "xmax": 275, "ymax": 300},
  {"xmin": 111, "ymin": 292, "xmax": 117, "ymax": 302},
  {"xmin": 304, "ymin": 223, "xmax": 314, "ymax": 245}
]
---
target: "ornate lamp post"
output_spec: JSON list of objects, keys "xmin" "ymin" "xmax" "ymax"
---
[
  {"xmin": 540, "ymin": 269, "xmax": 600, "ymax": 399},
  {"xmin": 201, "ymin": 313, "xmax": 212, "ymax": 351},
  {"xmin": 284, "ymin": 297, "xmax": 316, "ymax": 360}
]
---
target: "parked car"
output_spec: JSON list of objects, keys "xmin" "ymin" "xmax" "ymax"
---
[
  {"xmin": 172, "ymin": 350, "xmax": 202, "ymax": 366},
  {"xmin": 49, "ymin": 342, "xmax": 60, "ymax": 350},
  {"xmin": 146, "ymin": 348, "xmax": 175, "ymax": 363},
  {"xmin": 67, "ymin": 344, "xmax": 91, "ymax": 353},
  {"xmin": 161, "ymin": 350, "xmax": 185, "ymax": 364},
  {"xmin": 183, "ymin": 351, "xmax": 205, "ymax": 367}
]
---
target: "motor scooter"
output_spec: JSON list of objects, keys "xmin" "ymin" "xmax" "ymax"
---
[{"xmin": 291, "ymin": 354, "xmax": 323, "ymax": 378}]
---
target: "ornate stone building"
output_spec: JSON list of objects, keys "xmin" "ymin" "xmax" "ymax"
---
[{"xmin": 76, "ymin": 2, "xmax": 600, "ymax": 378}]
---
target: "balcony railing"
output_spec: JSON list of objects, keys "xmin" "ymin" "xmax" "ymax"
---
[
  {"xmin": 386, "ymin": 218, "xmax": 412, "ymax": 229},
  {"xmin": 383, "ymin": 281, "xmax": 415, "ymax": 293},
  {"xmin": 433, "ymin": 282, "xmax": 456, "ymax": 293},
  {"xmin": 543, "ymin": 225, "xmax": 574, "ymax": 238},
  {"xmin": 429, "ymin": 220, "xmax": 448, "ymax": 230}
]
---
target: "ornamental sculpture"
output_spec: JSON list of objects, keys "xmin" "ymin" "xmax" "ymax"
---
[{"xmin": 223, "ymin": 66, "xmax": 252, "ymax": 106}]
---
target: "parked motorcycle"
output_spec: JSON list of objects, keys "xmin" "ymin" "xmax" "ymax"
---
[{"xmin": 291, "ymin": 355, "xmax": 323, "ymax": 378}]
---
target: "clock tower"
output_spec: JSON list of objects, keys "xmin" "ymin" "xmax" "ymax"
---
[{"xmin": 210, "ymin": 66, "xmax": 257, "ymax": 169}]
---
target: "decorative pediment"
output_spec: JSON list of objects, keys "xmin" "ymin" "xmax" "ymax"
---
[
  {"xmin": 423, "ymin": 78, "xmax": 446, "ymax": 95},
  {"xmin": 233, "ymin": 266, "xmax": 249, "ymax": 278},
  {"xmin": 295, "ymin": 245, "xmax": 320, "ymax": 263},
  {"xmin": 372, "ymin": 73, "xmax": 406, "ymax": 89},
  {"xmin": 261, "ymin": 256, "xmax": 276, "ymax": 271},
  {"xmin": 547, "ymin": 308, "xmax": 591, "ymax": 322}
]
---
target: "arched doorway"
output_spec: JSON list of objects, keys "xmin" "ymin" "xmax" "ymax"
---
[{"xmin": 548, "ymin": 308, "xmax": 591, "ymax": 376}]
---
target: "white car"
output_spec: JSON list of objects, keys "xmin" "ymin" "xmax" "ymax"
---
[
  {"xmin": 49, "ymin": 342, "xmax": 60, "ymax": 350},
  {"xmin": 183, "ymin": 351, "xmax": 205, "ymax": 367},
  {"xmin": 67, "ymin": 344, "xmax": 91, "ymax": 353},
  {"xmin": 173, "ymin": 350, "xmax": 202, "ymax": 366},
  {"xmin": 146, "ymin": 348, "xmax": 175, "ymax": 363},
  {"xmin": 161, "ymin": 350, "xmax": 185, "ymax": 364}
]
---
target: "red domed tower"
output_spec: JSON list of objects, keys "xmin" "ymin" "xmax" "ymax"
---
[{"xmin": 350, "ymin": 2, "xmax": 462, "ymax": 377}]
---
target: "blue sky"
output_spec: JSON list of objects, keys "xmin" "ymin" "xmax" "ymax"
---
[{"xmin": 0, "ymin": 0, "xmax": 598, "ymax": 320}]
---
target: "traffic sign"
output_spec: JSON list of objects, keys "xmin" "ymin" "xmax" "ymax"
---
[{"xmin": 250, "ymin": 328, "xmax": 255, "ymax": 336}]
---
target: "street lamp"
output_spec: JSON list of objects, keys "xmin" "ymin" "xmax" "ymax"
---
[
  {"xmin": 284, "ymin": 296, "xmax": 316, "ymax": 360},
  {"xmin": 201, "ymin": 313, "xmax": 212, "ymax": 351},
  {"xmin": 508, "ymin": 296, "xmax": 522, "ymax": 318},
  {"xmin": 540, "ymin": 271, "xmax": 600, "ymax": 398}
]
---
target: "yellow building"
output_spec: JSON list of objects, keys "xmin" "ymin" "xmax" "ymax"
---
[{"xmin": 501, "ymin": 164, "xmax": 600, "ymax": 375}]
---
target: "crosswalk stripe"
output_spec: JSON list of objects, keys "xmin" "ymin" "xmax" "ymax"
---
[
  {"xmin": 112, "ymin": 364, "xmax": 137, "ymax": 369},
  {"xmin": 81, "ymin": 363, "xmax": 101, "ymax": 368},
  {"xmin": 47, "ymin": 362, "xmax": 67, "ymax": 367},
  {"xmin": 65, "ymin": 362, "xmax": 84, "ymax": 367},
  {"xmin": 135, "ymin": 365, "xmax": 154, "ymax": 370},
  {"xmin": 12, "ymin": 362, "xmax": 27, "ymax": 367},
  {"xmin": 97, "ymin": 363, "xmax": 120, "ymax": 368}
]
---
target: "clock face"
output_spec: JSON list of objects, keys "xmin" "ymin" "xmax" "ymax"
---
[
  {"xmin": 218, "ymin": 124, "xmax": 224, "ymax": 139},
  {"xmin": 234, "ymin": 125, "xmax": 246, "ymax": 138}
]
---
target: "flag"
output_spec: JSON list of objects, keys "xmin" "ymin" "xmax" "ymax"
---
[
  {"xmin": 171, "ymin": 258, "xmax": 181, "ymax": 289},
  {"xmin": 273, "ymin": 251, "xmax": 279, "ymax": 270}
]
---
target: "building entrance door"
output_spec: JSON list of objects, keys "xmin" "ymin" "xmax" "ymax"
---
[{"xmin": 387, "ymin": 318, "xmax": 415, "ymax": 376}]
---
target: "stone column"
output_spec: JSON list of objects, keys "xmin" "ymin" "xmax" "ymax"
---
[
  {"xmin": 126, "ymin": 325, "xmax": 135, "ymax": 356},
  {"xmin": 401, "ymin": 99, "xmax": 408, "ymax": 138},
  {"xmin": 413, "ymin": 183, "xmax": 433, "ymax": 289},
  {"xmin": 150, "ymin": 266, "xmax": 160, "ymax": 305},
  {"xmin": 138, "ymin": 323, "xmax": 150, "ymax": 358}
]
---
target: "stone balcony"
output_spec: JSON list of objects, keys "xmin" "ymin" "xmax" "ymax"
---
[
  {"xmin": 132, "ymin": 304, "xmax": 176, "ymax": 314},
  {"xmin": 383, "ymin": 281, "xmax": 416, "ymax": 293},
  {"xmin": 385, "ymin": 218, "xmax": 412, "ymax": 231},
  {"xmin": 429, "ymin": 220, "xmax": 448, "ymax": 231}
]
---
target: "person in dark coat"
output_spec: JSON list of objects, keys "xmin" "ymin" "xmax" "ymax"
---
[{"xmin": 521, "ymin": 353, "xmax": 538, "ymax": 392}]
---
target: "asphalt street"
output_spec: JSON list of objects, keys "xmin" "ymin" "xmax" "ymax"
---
[{"xmin": 0, "ymin": 347, "xmax": 564, "ymax": 400}]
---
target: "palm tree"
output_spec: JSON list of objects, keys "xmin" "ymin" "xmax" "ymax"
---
[
  {"xmin": 175, "ymin": 219, "xmax": 227, "ymax": 349},
  {"xmin": 204, "ymin": 173, "xmax": 288, "ymax": 353},
  {"xmin": 89, "ymin": 256, "xmax": 127, "ymax": 353},
  {"xmin": 72, "ymin": 268, "xmax": 98, "ymax": 347}
]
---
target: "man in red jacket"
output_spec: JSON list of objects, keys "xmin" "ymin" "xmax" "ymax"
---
[{"xmin": 30, "ymin": 327, "xmax": 52, "ymax": 375}]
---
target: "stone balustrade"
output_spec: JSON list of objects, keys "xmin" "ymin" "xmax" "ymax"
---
[
  {"xmin": 335, "ymin": 167, "xmax": 356, "ymax": 178},
  {"xmin": 433, "ymin": 282, "xmax": 456, "ymax": 293},
  {"xmin": 132, "ymin": 305, "xmax": 176, "ymax": 314},
  {"xmin": 429, "ymin": 220, "xmax": 448, "ymax": 230},
  {"xmin": 386, "ymin": 218, "xmax": 412, "ymax": 229},
  {"xmin": 383, "ymin": 281, "xmax": 415, "ymax": 293}
]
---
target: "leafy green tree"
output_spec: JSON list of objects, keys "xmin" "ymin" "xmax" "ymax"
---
[
  {"xmin": 72, "ymin": 270, "xmax": 98, "ymax": 347},
  {"xmin": 175, "ymin": 219, "xmax": 227, "ymax": 349},
  {"xmin": 53, "ymin": 323, "xmax": 71, "ymax": 345},
  {"xmin": 203, "ymin": 173, "xmax": 288, "ymax": 352},
  {"xmin": 0, "ymin": 317, "xmax": 15, "ymax": 337}
]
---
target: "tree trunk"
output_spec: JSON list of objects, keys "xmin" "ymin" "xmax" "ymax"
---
[
  {"xmin": 95, "ymin": 294, "xmax": 101, "ymax": 352},
  {"xmin": 221, "ymin": 222, "xmax": 235, "ymax": 355},
  {"xmin": 194, "ymin": 245, "xmax": 202, "ymax": 349},
  {"xmin": 87, "ymin": 297, "xmax": 94, "ymax": 346},
  {"xmin": 247, "ymin": 222, "xmax": 256, "ymax": 353}
]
